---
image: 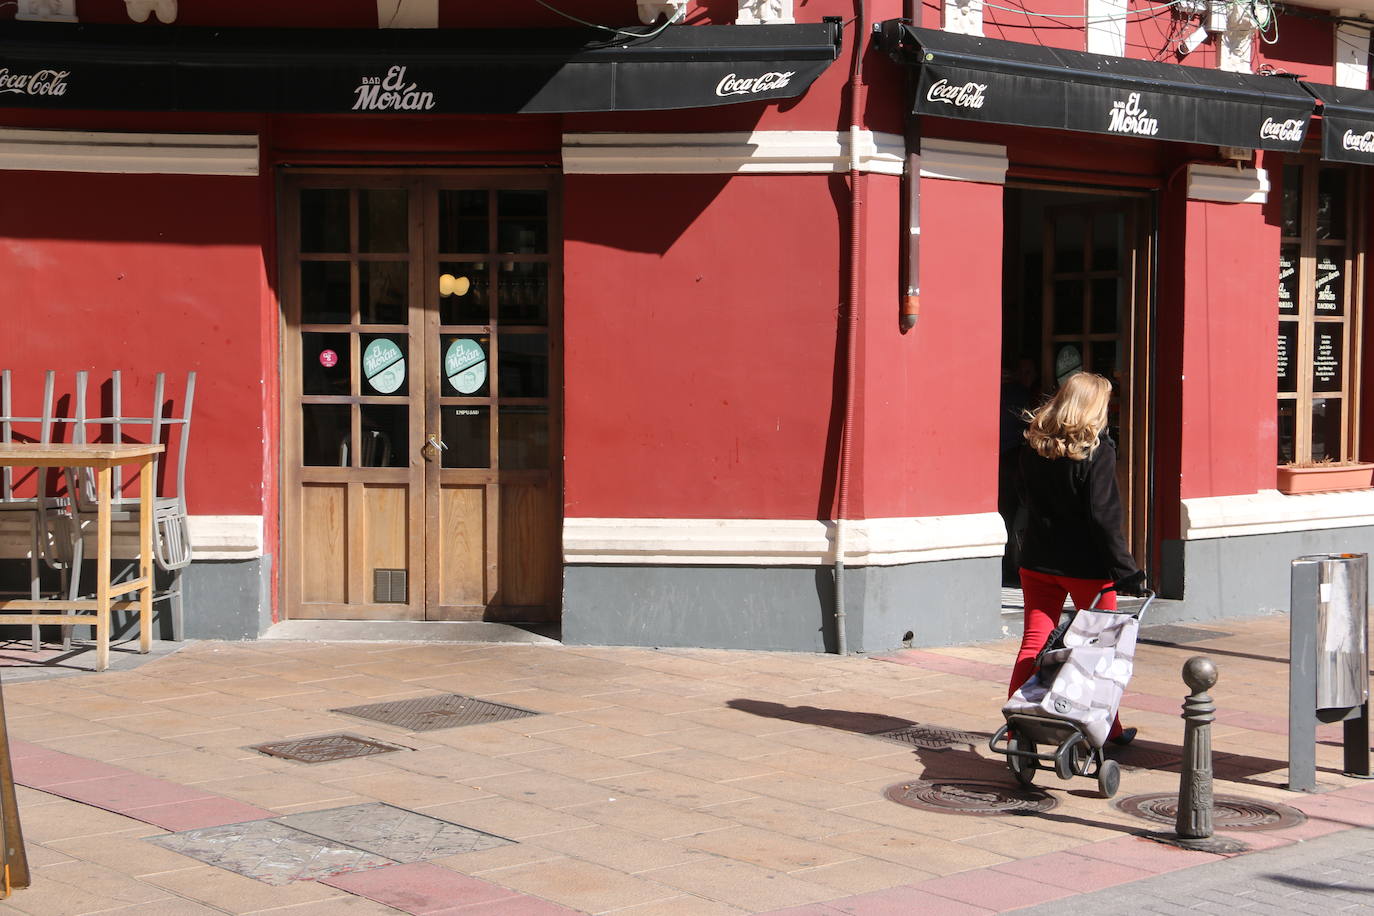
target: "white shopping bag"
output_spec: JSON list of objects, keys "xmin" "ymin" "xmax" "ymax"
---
[{"xmin": 1002, "ymin": 608, "xmax": 1140, "ymax": 748}]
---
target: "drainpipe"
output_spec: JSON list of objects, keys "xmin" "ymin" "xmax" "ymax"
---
[
  {"xmin": 834, "ymin": 0, "xmax": 867, "ymax": 655},
  {"xmin": 901, "ymin": 5, "xmax": 920, "ymax": 333}
]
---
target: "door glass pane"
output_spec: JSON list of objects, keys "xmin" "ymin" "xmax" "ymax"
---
[
  {"xmin": 1278, "ymin": 244, "xmax": 1299, "ymax": 316},
  {"xmin": 360, "ymin": 405, "xmax": 408, "ymax": 467},
  {"xmin": 497, "ymin": 190, "xmax": 548, "ymax": 254},
  {"xmin": 300, "ymin": 189, "xmax": 348, "ymax": 253},
  {"xmin": 498, "ymin": 334, "xmax": 548, "ymax": 398},
  {"xmin": 361, "ymin": 261, "xmax": 407, "ymax": 325},
  {"xmin": 1052, "ymin": 280, "xmax": 1084, "ymax": 334},
  {"xmin": 1091, "ymin": 212, "xmax": 1123, "ymax": 271},
  {"xmin": 1314, "ymin": 252, "xmax": 1344, "ymax": 316},
  {"xmin": 438, "ymin": 262, "xmax": 490, "ymax": 325},
  {"xmin": 1090, "ymin": 278, "xmax": 1119, "ymax": 334},
  {"xmin": 498, "ymin": 261, "xmax": 549, "ymax": 325},
  {"xmin": 1277, "ymin": 321, "xmax": 1297, "ymax": 393},
  {"xmin": 301, "ymin": 262, "xmax": 351, "ymax": 325},
  {"xmin": 442, "ymin": 406, "xmax": 490, "ymax": 468},
  {"xmin": 1311, "ymin": 397, "xmax": 1343, "ymax": 461},
  {"xmin": 358, "ymin": 189, "xmax": 408, "ymax": 253},
  {"xmin": 302, "ymin": 332, "xmax": 350, "ymax": 395},
  {"xmin": 1313, "ymin": 323, "xmax": 1344, "ymax": 393},
  {"xmin": 1317, "ymin": 169, "xmax": 1347, "ymax": 240},
  {"xmin": 1089, "ymin": 340, "xmax": 1118, "ymax": 380},
  {"xmin": 1277, "ymin": 400, "xmax": 1296, "ymax": 464},
  {"xmin": 1281, "ymin": 166, "xmax": 1302, "ymax": 237},
  {"xmin": 303, "ymin": 404, "xmax": 350, "ymax": 466},
  {"xmin": 500, "ymin": 406, "xmax": 548, "ymax": 469},
  {"xmin": 439, "ymin": 190, "xmax": 488, "ymax": 254},
  {"xmin": 1053, "ymin": 212, "xmax": 1085, "ymax": 272},
  {"xmin": 441, "ymin": 335, "xmax": 490, "ymax": 397},
  {"xmin": 360, "ymin": 335, "xmax": 408, "ymax": 396}
]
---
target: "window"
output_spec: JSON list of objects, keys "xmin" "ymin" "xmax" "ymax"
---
[{"xmin": 1278, "ymin": 160, "xmax": 1364, "ymax": 465}]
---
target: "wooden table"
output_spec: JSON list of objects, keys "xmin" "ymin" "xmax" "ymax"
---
[{"xmin": 0, "ymin": 443, "xmax": 163, "ymax": 672}]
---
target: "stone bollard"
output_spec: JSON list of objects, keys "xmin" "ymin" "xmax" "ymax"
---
[{"xmin": 1176, "ymin": 656, "xmax": 1217, "ymax": 840}]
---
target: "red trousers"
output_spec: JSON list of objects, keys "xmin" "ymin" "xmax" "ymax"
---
[{"xmin": 1009, "ymin": 568, "xmax": 1123, "ymax": 739}]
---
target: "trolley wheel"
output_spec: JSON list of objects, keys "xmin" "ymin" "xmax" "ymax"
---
[
  {"xmin": 1007, "ymin": 733, "xmax": 1038, "ymax": 788},
  {"xmin": 1055, "ymin": 734, "xmax": 1088, "ymax": 780},
  {"xmin": 1097, "ymin": 759, "xmax": 1121, "ymax": 798}
]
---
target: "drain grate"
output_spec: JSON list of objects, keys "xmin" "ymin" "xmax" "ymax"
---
[
  {"xmin": 249, "ymin": 733, "xmax": 410, "ymax": 764},
  {"xmin": 874, "ymin": 725, "xmax": 988, "ymax": 751},
  {"xmin": 1113, "ymin": 793, "xmax": 1306, "ymax": 830},
  {"xmin": 332, "ymin": 693, "xmax": 540, "ymax": 732},
  {"xmin": 1138, "ymin": 625, "xmax": 1234, "ymax": 645},
  {"xmin": 884, "ymin": 780, "xmax": 1057, "ymax": 816}
]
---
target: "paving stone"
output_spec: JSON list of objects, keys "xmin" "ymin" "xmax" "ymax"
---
[
  {"xmin": 149, "ymin": 819, "xmax": 396, "ymax": 886},
  {"xmin": 277, "ymin": 802, "xmax": 513, "ymax": 862}
]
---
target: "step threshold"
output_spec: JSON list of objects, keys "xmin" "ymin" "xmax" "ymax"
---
[{"xmin": 261, "ymin": 619, "xmax": 561, "ymax": 645}]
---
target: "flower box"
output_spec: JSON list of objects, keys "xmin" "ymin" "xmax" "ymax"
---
[{"xmin": 1276, "ymin": 462, "xmax": 1374, "ymax": 495}]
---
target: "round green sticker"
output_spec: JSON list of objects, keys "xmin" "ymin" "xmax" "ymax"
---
[
  {"xmin": 445, "ymin": 338, "xmax": 487, "ymax": 394},
  {"xmin": 363, "ymin": 338, "xmax": 406, "ymax": 394}
]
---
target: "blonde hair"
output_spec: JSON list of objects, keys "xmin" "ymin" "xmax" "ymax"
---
[{"xmin": 1024, "ymin": 372, "xmax": 1111, "ymax": 461}]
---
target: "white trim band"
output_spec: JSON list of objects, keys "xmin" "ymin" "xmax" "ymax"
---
[
  {"xmin": 0, "ymin": 128, "xmax": 259, "ymax": 176},
  {"xmin": 563, "ymin": 513, "xmax": 1007, "ymax": 566},
  {"xmin": 919, "ymin": 138, "xmax": 1009, "ymax": 185},
  {"xmin": 1181, "ymin": 489, "xmax": 1374, "ymax": 540},
  {"xmin": 1187, "ymin": 164, "xmax": 1269, "ymax": 204},
  {"xmin": 0, "ymin": 514, "xmax": 263, "ymax": 560},
  {"xmin": 562, "ymin": 130, "xmax": 905, "ymax": 175}
]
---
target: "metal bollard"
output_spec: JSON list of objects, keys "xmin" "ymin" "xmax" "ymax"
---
[{"xmin": 1176, "ymin": 656, "xmax": 1216, "ymax": 840}]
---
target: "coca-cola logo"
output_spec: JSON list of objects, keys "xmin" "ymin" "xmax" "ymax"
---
[
  {"xmin": 353, "ymin": 65, "xmax": 435, "ymax": 112},
  {"xmin": 1260, "ymin": 117, "xmax": 1305, "ymax": 143},
  {"xmin": 0, "ymin": 68, "xmax": 69, "ymax": 98},
  {"xmin": 1343, "ymin": 129, "xmax": 1374, "ymax": 153},
  {"xmin": 925, "ymin": 78, "xmax": 986, "ymax": 109},
  {"xmin": 715, "ymin": 71, "xmax": 795, "ymax": 97},
  {"xmin": 1107, "ymin": 93, "xmax": 1158, "ymax": 136}
]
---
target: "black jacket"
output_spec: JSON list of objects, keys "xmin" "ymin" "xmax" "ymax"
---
[{"xmin": 1017, "ymin": 437, "xmax": 1138, "ymax": 582}]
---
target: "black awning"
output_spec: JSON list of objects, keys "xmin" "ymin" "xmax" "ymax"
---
[
  {"xmin": 1301, "ymin": 83, "xmax": 1374, "ymax": 164},
  {"xmin": 880, "ymin": 22, "xmax": 1315, "ymax": 151},
  {"xmin": 0, "ymin": 19, "xmax": 840, "ymax": 114}
]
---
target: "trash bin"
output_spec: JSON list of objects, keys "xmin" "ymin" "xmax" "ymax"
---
[
  {"xmin": 1295, "ymin": 553, "xmax": 1368, "ymax": 711},
  {"xmin": 1289, "ymin": 553, "xmax": 1370, "ymax": 791}
]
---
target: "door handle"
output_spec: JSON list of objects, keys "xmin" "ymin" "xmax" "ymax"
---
[{"xmin": 421, "ymin": 434, "xmax": 448, "ymax": 462}]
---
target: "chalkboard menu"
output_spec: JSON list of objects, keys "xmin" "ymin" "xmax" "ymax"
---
[
  {"xmin": 1313, "ymin": 324, "xmax": 1343, "ymax": 392},
  {"xmin": 1278, "ymin": 321, "xmax": 1297, "ymax": 393},
  {"xmin": 1315, "ymin": 253, "xmax": 1343, "ymax": 314},
  {"xmin": 1279, "ymin": 245, "xmax": 1299, "ymax": 315}
]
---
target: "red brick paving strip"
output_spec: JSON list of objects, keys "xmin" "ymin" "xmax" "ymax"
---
[
  {"xmin": 321, "ymin": 862, "xmax": 581, "ymax": 914},
  {"xmin": 11, "ymin": 738, "xmax": 284, "ymax": 829}
]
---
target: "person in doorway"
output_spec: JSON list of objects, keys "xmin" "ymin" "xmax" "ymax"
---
[{"xmin": 1008, "ymin": 371, "xmax": 1146, "ymax": 746}]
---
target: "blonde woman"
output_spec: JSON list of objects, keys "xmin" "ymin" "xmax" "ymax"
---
[{"xmin": 1010, "ymin": 371, "xmax": 1145, "ymax": 745}]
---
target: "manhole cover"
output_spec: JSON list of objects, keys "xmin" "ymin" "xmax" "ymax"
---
[
  {"xmin": 1138, "ymin": 625, "xmax": 1234, "ymax": 645},
  {"xmin": 1113, "ymin": 793, "xmax": 1306, "ymax": 830},
  {"xmin": 249, "ymin": 734, "xmax": 409, "ymax": 764},
  {"xmin": 332, "ymin": 693, "xmax": 539, "ymax": 732},
  {"xmin": 875, "ymin": 725, "xmax": 988, "ymax": 751},
  {"xmin": 884, "ymin": 780, "xmax": 1057, "ymax": 816}
]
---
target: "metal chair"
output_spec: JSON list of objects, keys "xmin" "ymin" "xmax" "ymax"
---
[
  {"xmin": 67, "ymin": 370, "xmax": 196, "ymax": 640},
  {"xmin": 0, "ymin": 370, "xmax": 78, "ymax": 650}
]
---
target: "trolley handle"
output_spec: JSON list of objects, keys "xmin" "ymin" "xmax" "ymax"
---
[{"xmin": 1086, "ymin": 580, "xmax": 1156, "ymax": 619}]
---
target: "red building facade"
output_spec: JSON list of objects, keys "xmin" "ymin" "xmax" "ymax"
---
[{"xmin": 0, "ymin": 0, "xmax": 1370, "ymax": 650}]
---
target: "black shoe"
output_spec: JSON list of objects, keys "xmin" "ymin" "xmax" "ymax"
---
[{"xmin": 1108, "ymin": 727, "xmax": 1137, "ymax": 747}]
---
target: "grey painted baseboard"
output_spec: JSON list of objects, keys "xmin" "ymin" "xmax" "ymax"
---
[
  {"xmin": 0, "ymin": 555, "xmax": 271, "ymax": 643},
  {"xmin": 1162, "ymin": 526, "xmax": 1374, "ymax": 623},
  {"xmin": 562, "ymin": 558, "xmax": 1006, "ymax": 654}
]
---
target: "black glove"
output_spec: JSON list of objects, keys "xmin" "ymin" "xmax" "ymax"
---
[{"xmin": 1115, "ymin": 570, "xmax": 1147, "ymax": 597}]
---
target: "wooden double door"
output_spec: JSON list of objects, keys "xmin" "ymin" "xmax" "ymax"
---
[{"xmin": 282, "ymin": 172, "xmax": 561, "ymax": 623}]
